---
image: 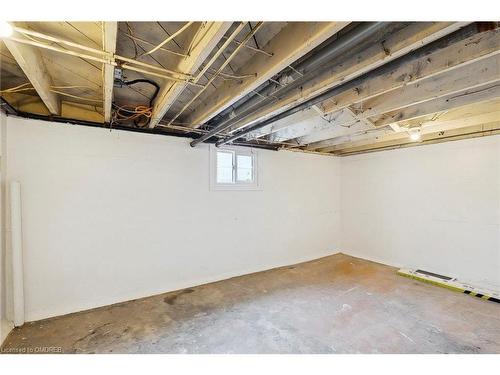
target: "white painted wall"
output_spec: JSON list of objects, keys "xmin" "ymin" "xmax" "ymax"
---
[
  {"xmin": 0, "ymin": 110, "xmax": 13, "ymax": 345},
  {"xmin": 340, "ymin": 136, "xmax": 500, "ymax": 291},
  {"xmin": 5, "ymin": 114, "xmax": 498, "ymax": 326},
  {"xmin": 5, "ymin": 116, "xmax": 341, "ymax": 322}
]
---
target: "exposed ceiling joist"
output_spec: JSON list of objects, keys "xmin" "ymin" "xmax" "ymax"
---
[
  {"xmin": 185, "ymin": 22, "xmax": 350, "ymax": 128},
  {"xmin": 294, "ymin": 108, "xmax": 374, "ymax": 146},
  {"xmin": 266, "ymin": 109, "xmax": 327, "ymax": 143},
  {"xmin": 102, "ymin": 22, "xmax": 118, "ymax": 123},
  {"xmin": 374, "ymin": 83, "xmax": 500, "ymax": 128},
  {"xmin": 320, "ymin": 28, "xmax": 500, "ymax": 115},
  {"xmin": 148, "ymin": 22, "xmax": 232, "ymax": 128},
  {"xmin": 330, "ymin": 114, "xmax": 500, "ymax": 155},
  {"xmin": 353, "ymin": 55, "xmax": 499, "ymax": 118},
  {"xmin": 318, "ymin": 100, "xmax": 500, "ymax": 152},
  {"xmin": 237, "ymin": 22, "xmax": 469, "ymax": 140},
  {"xmin": 3, "ymin": 28, "xmax": 60, "ymax": 114},
  {"xmin": 304, "ymin": 56, "xmax": 499, "ymax": 150}
]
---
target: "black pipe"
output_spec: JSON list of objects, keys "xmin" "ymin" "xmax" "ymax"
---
[
  {"xmin": 216, "ymin": 23, "xmax": 476, "ymax": 147},
  {"xmin": 0, "ymin": 96, "xmax": 278, "ymax": 151},
  {"xmin": 190, "ymin": 22, "xmax": 388, "ymax": 147}
]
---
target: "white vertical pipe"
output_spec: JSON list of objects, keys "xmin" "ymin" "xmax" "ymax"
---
[{"xmin": 10, "ymin": 181, "xmax": 24, "ymax": 327}]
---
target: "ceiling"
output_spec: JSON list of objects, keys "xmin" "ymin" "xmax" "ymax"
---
[{"xmin": 1, "ymin": 21, "xmax": 499, "ymax": 155}]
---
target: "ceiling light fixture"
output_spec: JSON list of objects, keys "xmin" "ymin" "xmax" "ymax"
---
[
  {"xmin": 409, "ymin": 129, "xmax": 421, "ymax": 141},
  {"xmin": 0, "ymin": 21, "xmax": 13, "ymax": 38}
]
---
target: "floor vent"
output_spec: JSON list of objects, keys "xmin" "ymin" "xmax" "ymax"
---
[{"xmin": 398, "ymin": 268, "xmax": 500, "ymax": 304}]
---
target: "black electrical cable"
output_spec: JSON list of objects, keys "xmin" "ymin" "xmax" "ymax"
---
[
  {"xmin": 113, "ymin": 78, "xmax": 160, "ymax": 127},
  {"xmin": 122, "ymin": 78, "xmax": 160, "ymax": 108}
]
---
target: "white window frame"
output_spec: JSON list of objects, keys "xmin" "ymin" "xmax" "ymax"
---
[{"xmin": 210, "ymin": 145, "xmax": 262, "ymax": 191}]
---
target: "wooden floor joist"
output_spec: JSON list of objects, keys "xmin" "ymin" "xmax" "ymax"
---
[
  {"xmin": 1, "ymin": 21, "xmax": 499, "ymax": 154},
  {"xmin": 148, "ymin": 22, "xmax": 232, "ymax": 128},
  {"xmin": 239, "ymin": 22, "xmax": 469, "ymax": 139},
  {"xmin": 102, "ymin": 22, "xmax": 118, "ymax": 124},
  {"xmin": 3, "ymin": 26, "xmax": 60, "ymax": 115},
  {"xmin": 185, "ymin": 22, "xmax": 350, "ymax": 128}
]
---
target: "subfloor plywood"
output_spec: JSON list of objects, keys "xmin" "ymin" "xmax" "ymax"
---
[{"xmin": 1, "ymin": 253, "xmax": 499, "ymax": 354}]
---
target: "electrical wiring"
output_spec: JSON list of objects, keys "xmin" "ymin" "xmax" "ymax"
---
[
  {"xmin": 49, "ymin": 89, "xmax": 102, "ymax": 102},
  {"xmin": 111, "ymin": 78, "xmax": 160, "ymax": 127},
  {"xmin": 140, "ymin": 22, "xmax": 194, "ymax": 57},
  {"xmin": 50, "ymin": 85, "xmax": 96, "ymax": 90},
  {"xmin": 112, "ymin": 104, "xmax": 152, "ymax": 127},
  {"xmin": 0, "ymin": 82, "xmax": 35, "ymax": 93},
  {"xmin": 1, "ymin": 83, "xmax": 104, "ymax": 106},
  {"xmin": 125, "ymin": 22, "xmax": 139, "ymax": 59}
]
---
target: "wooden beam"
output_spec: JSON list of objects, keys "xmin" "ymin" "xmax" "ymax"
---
[
  {"xmin": 323, "ymin": 108, "xmax": 500, "ymax": 153},
  {"xmin": 349, "ymin": 54, "xmax": 499, "ymax": 119},
  {"xmin": 185, "ymin": 22, "xmax": 350, "ymax": 128},
  {"xmin": 373, "ymin": 83, "xmax": 500, "ymax": 127},
  {"xmin": 248, "ymin": 108, "xmax": 318, "ymax": 141},
  {"xmin": 304, "ymin": 57, "xmax": 499, "ymax": 150},
  {"xmin": 4, "ymin": 31, "xmax": 60, "ymax": 114},
  {"xmin": 296, "ymin": 109, "xmax": 374, "ymax": 146},
  {"xmin": 233, "ymin": 22, "xmax": 468, "ymax": 137},
  {"xmin": 102, "ymin": 22, "xmax": 117, "ymax": 124},
  {"xmin": 320, "ymin": 28, "xmax": 500, "ymax": 115},
  {"xmin": 334, "ymin": 120, "xmax": 500, "ymax": 155},
  {"xmin": 267, "ymin": 107, "xmax": 371, "ymax": 144},
  {"xmin": 1, "ymin": 92, "xmax": 104, "ymax": 122},
  {"xmin": 149, "ymin": 22, "xmax": 232, "ymax": 128},
  {"xmin": 305, "ymin": 82, "xmax": 500, "ymax": 150}
]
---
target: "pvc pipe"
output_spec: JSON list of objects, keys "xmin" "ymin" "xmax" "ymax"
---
[{"xmin": 10, "ymin": 181, "xmax": 24, "ymax": 327}]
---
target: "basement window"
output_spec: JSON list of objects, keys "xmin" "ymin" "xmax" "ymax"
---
[{"xmin": 210, "ymin": 145, "xmax": 260, "ymax": 190}]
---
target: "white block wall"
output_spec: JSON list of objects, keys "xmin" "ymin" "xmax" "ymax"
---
[
  {"xmin": 340, "ymin": 136, "xmax": 500, "ymax": 291},
  {"xmin": 5, "ymin": 116, "xmax": 341, "ymax": 322},
  {"xmin": 2, "ymin": 115, "xmax": 499, "ymax": 328}
]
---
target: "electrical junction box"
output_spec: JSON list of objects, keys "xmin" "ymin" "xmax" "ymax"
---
[{"xmin": 113, "ymin": 67, "xmax": 123, "ymax": 87}]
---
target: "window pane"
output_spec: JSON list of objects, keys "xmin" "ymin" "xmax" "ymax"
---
[
  {"xmin": 236, "ymin": 154, "xmax": 253, "ymax": 182},
  {"xmin": 217, "ymin": 151, "xmax": 234, "ymax": 183}
]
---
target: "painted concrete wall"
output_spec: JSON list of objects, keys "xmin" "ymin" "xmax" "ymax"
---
[
  {"xmin": 0, "ymin": 111, "xmax": 13, "ymax": 345},
  {"xmin": 340, "ymin": 136, "xmax": 500, "ymax": 291},
  {"xmin": 4, "ymin": 114, "xmax": 498, "ymax": 327},
  {"xmin": 5, "ymin": 116, "xmax": 341, "ymax": 322}
]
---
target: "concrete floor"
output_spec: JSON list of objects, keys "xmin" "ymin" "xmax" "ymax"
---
[{"xmin": 2, "ymin": 253, "xmax": 500, "ymax": 354}]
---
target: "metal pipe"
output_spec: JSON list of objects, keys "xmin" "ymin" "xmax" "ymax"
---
[
  {"xmin": 116, "ymin": 54, "xmax": 192, "ymax": 78},
  {"xmin": 190, "ymin": 22, "xmax": 387, "ymax": 147},
  {"xmin": 9, "ymin": 27, "xmax": 197, "ymax": 82},
  {"xmin": 221, "ymin": 35, "xmax": 273, "ymax": 57},
  {"xmin": 216, "ymin": 74, "xmax": 378, "ymax": 146},
  {"xmin": 209, "ymin": 22, "xmax": 385, "ymax": 129},
  {"xmin": 10, "ymin": 181, "xmax": 25, "ymax": 327},
  {"xmin": 13, "ymin": 26, "xmax": 112, "ymax": 58},
  {"xmin": 165, "ymin": 22, "xmax": 262, "ymax": 127},
  {"xmin": 6, "ymin": 36, "xmax": 114, "ymax": 65},
  {"xmin": 215, "ymin": 24, "xmax": 476, "ymax": 146},
  {"xmin": 194, "ymin": 22, "xmax": 246, "ymax": 82}
]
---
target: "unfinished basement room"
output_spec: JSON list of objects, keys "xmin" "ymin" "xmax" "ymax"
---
[{"xmin": 0, "ymin": 2, "xmax": 500, "ymax": 369}]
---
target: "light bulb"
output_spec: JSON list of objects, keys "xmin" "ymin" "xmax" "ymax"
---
[
  {"xmin": 0, "ymin": 21, "xmax": 13, "ymax": 38},
  {"xmin": 410, "ymin": 131, "xmax": 421, "ymax": 141}
]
